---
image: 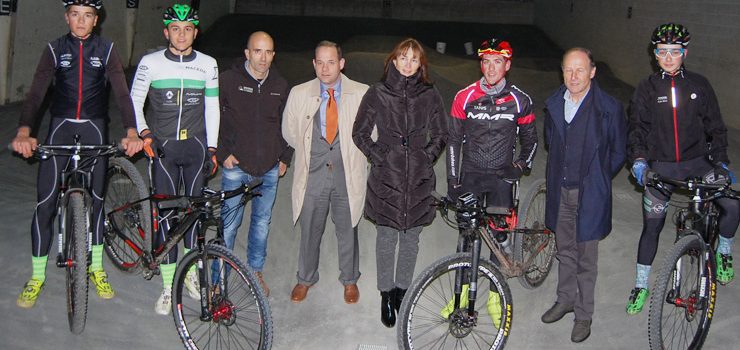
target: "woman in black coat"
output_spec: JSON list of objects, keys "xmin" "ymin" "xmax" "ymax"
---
[{"xmin": 353, "ymin": 38, "xmax": 447, "ymax": 328}]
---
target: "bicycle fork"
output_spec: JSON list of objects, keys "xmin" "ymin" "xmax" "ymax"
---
[{"xmin": 668, "ymin": 246, "xmax": 713, "ymax": 320}]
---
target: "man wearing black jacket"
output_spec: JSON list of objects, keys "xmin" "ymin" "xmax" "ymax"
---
[{"xmin": 215, "ymin": 31, "xmax": 292, "ymax": 296}]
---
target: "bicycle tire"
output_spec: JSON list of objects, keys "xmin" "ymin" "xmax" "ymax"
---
[
  {"xmin": 172, "ymin": 244, "xmax": 272, "ymax": 350},
  {"xmin": 648, "ymin": 233, "xmax": 715, "ymax": 350},
  {"xmin": 397, "ymin": 252, "xmax": 512, "ymax": 350},
  {"xmin": 103, "ymin": 157, "xmax": 151, "ymax": 273},
  {"xmin": 513, "ymin": 178, "xmax": 555, "ymax": 289},
  {"xmin": 66, "ymin": 192, "xmax": 90, "ymax": 334}
]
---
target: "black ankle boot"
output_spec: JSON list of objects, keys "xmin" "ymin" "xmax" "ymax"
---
[
  {"xmin": 380, "ymin": 290, "xmax": 396, "ymax": 328},
  {"xmin": 393, "ymin": 288, "xmax": 407, "ymax": 312}
]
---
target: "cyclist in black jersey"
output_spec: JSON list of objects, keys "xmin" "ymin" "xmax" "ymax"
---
[
  {"xmin": 442, "ymin": 38, "xmax": 537, "ymax": 328},
  {"xmin": 11, "ymin": 0, "xmax": 144, "ymax": 308},
  {"xmin": 130, "ymin": 4, "xmax": 220, "ymax": 315},
  {"xmin": 625, "ymin": 23, "xmax": 739, "ymax": 315}
]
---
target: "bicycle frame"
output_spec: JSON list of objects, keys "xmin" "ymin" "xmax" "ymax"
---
[{"xmin": 105, "ymin": 180, "xmax": 262, "ymax": 319}]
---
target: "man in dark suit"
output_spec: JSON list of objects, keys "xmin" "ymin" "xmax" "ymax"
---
[{"xmin": 539, "ymin": 47, "xmax": 627, "ymax": 343}]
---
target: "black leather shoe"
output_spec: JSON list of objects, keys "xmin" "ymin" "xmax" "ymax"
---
[
  {"xmin": 381, "ymin": 290, "xmax": 396, "ymax": 328},
  {"xmin": 393, "ymin": 288, "xmax": 406, "ymax": 312},
  {"xmin": 571, "ymin": 319, "xmax": 591, "ymax": 343},
  {"xmin": 541, "ymin": 302, "xmax": 575, "ymax": 323}
]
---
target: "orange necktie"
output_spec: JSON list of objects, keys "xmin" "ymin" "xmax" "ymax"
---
[{"xmin": 326, "ymin": 88, "xmax": 338, "ymax": 144}]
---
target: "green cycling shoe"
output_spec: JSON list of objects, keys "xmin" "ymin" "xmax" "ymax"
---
[
  {"xmin": 716, "ymin": 253, "xmax": 734, "ymax": 285},
  {"xmin": 626, "ymin": 287, "xmax": 649, "ymax": 315},
  {"xmin": 17, "ymin": 278, "xmax": 45, "ymax": 308}
]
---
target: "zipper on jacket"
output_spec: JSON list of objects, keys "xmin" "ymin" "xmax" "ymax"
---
[
  {"xmin": 671, "ymin": 78, "xmax": 680, "ymax": 162},
  {"xmin": 75, "ymin": 40, "xmax": 83, "ymax": 120},
  {"xmin": 175, "ymin": 54, "xmax": 184, "ymax": 140},
  {"xmin": 403, "ymin": 79, "xmax": 409, "ymax": 228}
]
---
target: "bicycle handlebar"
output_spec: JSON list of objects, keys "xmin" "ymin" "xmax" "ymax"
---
[
  {"xmin": 646, "ymin": 170, "xmax": 739, "ymax": 201},
  {"xmin": 157, "ymin": 178, "xmax": 264, "ymax": 210},
  {"xmin": 34, "ymin": 143, "xmax": 124, "ymax": 159}
]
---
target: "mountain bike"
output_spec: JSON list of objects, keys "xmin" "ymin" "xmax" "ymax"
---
[
  {"xmin": 104, "ymin": 171, "xmax": 272, "ymax": 350},
  {"xmin": 397, "ymin": 179, "xmax": 554, "ymax": 350},
  {"xmin": 28, "ymin": 137, "xmax": 126, "ymax": 334},
  {"xmin": 646, "ymin": 172, "xmax": 739, "ymax": 350}
]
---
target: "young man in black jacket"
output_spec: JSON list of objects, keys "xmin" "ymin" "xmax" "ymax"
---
[
  {"xmin": 626, "ymin": 23, "xmax": 739, "ymax": 315},
  {"xmin": 12, "ymin": 0, "xmax": 143, "ymax": 308},
  {"xmin": 215, "ymin": 31, "xmax": 292, "ymax": 297}
]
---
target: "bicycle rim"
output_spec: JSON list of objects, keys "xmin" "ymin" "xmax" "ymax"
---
[
  {"xmin": 648, "ymin": 234, "xmax": 714, "ymax": 350},
  {"xmin": 66, "ymin": 192, "xmax": 89, "ymax": 334},
  {"xmin": 103, "ymin": 157, "xmax": 150, "ymax": 272},
  {"xmin": 172, "ymin": 244, "xmax": 272, "ymax": 350},
  {"xmin": 514, "ymin": 179, "xmax": 555, "ymax": 289},
  {"xmin": 398, "ymin": 253, "xmax": 512, "ymax": 350}
]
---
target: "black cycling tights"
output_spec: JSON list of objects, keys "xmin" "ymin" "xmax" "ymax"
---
[
  {"xmin": 32, "ymin": 118, "xmax": 107, "ymax": 257},
  {"xmin": 637, "ymin": 157, "xmax": 740, "ymax": 266},
  {"xmin": 151, "ymin": 136, "xmax": 206, "ymax": 265}
]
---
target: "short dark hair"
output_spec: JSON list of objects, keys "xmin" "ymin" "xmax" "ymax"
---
[
  {"xmin": 315, "ymin": 40, "xmax": 342, "ymax": 60},
  {"xmin": 562, "ymin": 47, "xmax": 595, "ymax": 68}
]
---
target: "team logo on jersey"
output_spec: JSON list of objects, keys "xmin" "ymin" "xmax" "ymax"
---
[
  {"xmin": 186, "ymin": 97, "xmax": 200, "ymax": 104},
  {"xmin": 690, "ymin": 93, "xmax": 697, "ymax": 100},
  {"xmin": 270, "ymin": 92, "xmax": 281, "ymax": 96},
  {"xmin": 166, "ymin": 91, "xmax": 174, "ymax": 100},
  {"xmin": 239, "ymin": 86, "xmax": 254, "ymax": 93},
  {"xmin": 496, "ymin": 106, "xmax": 508, "ymax": 111},
  {"xmin": 89, "ymin": 56, "xmax": 102, "ymax": 68},
  {"xmin": 185, "ymin": 65, "xmax": 206, "ymax": 74},
  {"xmin": 473, "ymin": 104, "xmax": 487, "ymax": 111},
  {"xmin": 467, "ymin": 112, "xmax": 515, "ymax": 121},
  {"xmin": 495, "ymin": 95, "xmax": 514, "ymax": 105},
  {"xmin": 657, "ymin": 96, "xmax": 668, "ymax": 104},
  {"xmin": 59, "ymin": 53, "xmax": 72, "ymax": 68}
]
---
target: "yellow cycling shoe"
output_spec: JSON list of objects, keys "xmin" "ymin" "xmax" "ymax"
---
[
  {"xmin": 89, "ymin": 270, "xmax": 115, "ymax": 299},
  {"xmin": 441, "ymin": 284, "xmax": 469, "ymax": 318},
  {"xmin": 17, "ymin": 278, "xmax": 44, "ymax": 308},
  {"xmin": 487, "ymin": 291, "xmax": 502, "ymax": 329}
]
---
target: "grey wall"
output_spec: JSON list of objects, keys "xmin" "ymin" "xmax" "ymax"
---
[
  {"xmin": 533, "ymin": 0, "xmax": 740, "ymax": 129},
  {"xmin": 234, "ymin": 0, "xmax": 534, "ymax": 24},
  {"xmin": 7, "ymin": 1, "xmax": 231, "ymax": 104}
]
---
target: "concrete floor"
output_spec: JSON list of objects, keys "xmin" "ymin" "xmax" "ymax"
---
[{"xmin": 1, "ymin": 15, "xmax": 739, "ymax": 350}]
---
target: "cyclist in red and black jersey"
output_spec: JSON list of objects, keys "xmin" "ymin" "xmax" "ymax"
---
[
  {"xmin": 626, "ymin": 23, "xmax": 739, "ymax": 315},
  {"xmin": 441, "ymin": 38, "xmax": 537, "ymax": 326},
  {"xmin": 446, "ymin": 38, "xmax": 538, "ymax": 205},
  {"xmin": 10, "ymin": 0, "xmax": 143, "ymax": 309}
]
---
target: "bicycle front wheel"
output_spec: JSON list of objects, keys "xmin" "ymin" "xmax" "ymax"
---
[
  {"xmin": 398, "ymin": 253, "xmax": 512, "ymax": 350},
  {"xmin": 648, "ymin": 234, "xmax": 715, "ymax": 350},
  {"xmin": 104, "ymin": 157, "xmax": 151, "ymax": 273},
  {"xmin": 65, "ymin": 192, "xmax": 90, "ymax": 334},
  {"xmin": 172, "ymin": 244, "xmax": 272, "ymax": 350},
  {"xmin": 514, "ymin": 179, "xmax": 555, "ymax": 289}
]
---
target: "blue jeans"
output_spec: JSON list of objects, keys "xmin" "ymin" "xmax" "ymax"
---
[{"xmin": 220, "ymin": 164, "xmax": 279, "ymax": 271}]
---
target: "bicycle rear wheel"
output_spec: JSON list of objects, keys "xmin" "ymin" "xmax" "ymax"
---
[
  {"xmin": 172, "ymin": 244, "xmax": 272, "ymax": 350},
  {"xmin": 398, "ymin": 252, "xmax": 512, "ymax": 350},
  {"xmin": 514, "ymin": 179, "xmax": 555, "ymax": 289},
  {"xmin": 104, "ymin": 157, "xmax": 150, "ymax": 273},
  {"xmin": 65, "ymin": 192, "xmax": 90, "ymax": 334},
  {"xmin": 648, "ymin": 234, "xmax": 714, "ymax": 350}
]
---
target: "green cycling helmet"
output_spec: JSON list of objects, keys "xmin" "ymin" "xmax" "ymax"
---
[
  {"xmin": 163, "ymin": 4, "xmax": 200, "ymax": 27},
  {"xmin": 651, "ymin": 23, "xmax": 690, "ymax": 47}
]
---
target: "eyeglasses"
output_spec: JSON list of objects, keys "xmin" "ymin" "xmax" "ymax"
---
[{"xmin": 654, "ymin": 48, "xmax": 685, "ymax": 58}]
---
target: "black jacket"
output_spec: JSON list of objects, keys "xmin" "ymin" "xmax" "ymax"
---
[
  {"xmin": 628, "ymin": 67, "xmax": 728, "ymax": 164},
  {"xmin": 216, "ymin": 59, "xmax": 293, "ymax": 176},
  {"xmin": 353, "ymin": 65, "xmax": 447, "ymax": 230},
  {"xmin": 20, "ymin": 33, "xmax": 136, "ymax": 129}
]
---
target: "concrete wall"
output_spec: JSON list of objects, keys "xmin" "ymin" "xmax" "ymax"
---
[
  {"xmin": 533, "ymin": 0, "xmax": 740, "ymax": 129},
  {"xmin": 234, "ymin": 0, "xmax": 534, "ymax": 24},
  {"xmin": 6, "ymin": 1, "xmax": 231, "ymax": 104}
]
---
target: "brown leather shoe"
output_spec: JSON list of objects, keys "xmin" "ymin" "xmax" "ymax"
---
[
  {"xmin": 344, "ymin": 284, "xmax": 360, "ymax": 304},
  {"xmin": 291, "ymin": 283, "xmax": 310, "ymax": 303},
  {"xmin": 255, "ymin": 272, "xmax": 270, "ymax": 297}
]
